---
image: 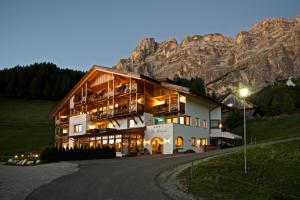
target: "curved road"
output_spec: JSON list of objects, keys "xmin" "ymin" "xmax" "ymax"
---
[
  {"xmin": 25, "ymin": 148, "xmax": 239, "ymax": 200},
  {"xmin": 26, "ymin": 138, "xmax": 299, "ymax": 200}
]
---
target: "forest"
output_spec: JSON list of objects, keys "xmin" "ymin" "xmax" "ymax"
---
[{"xmin": 0, "ymin": 63, "xmax": 85, "ymax": 101}]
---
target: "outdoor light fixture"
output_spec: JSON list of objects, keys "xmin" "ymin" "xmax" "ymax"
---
[
  {"xmin": 239, "ymin": 86, "xmax": 250, "ymax": 174},
  {"xmin": 239, "ymin": 87, "xmax": 249, "ymax": 98}
]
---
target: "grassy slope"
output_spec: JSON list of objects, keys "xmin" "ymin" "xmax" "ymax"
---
[
  {"xmin": 0, "ymin": 98, "xmax": 57, "ymax": 155},
  {"xmin": 232, "ymin": 114, "xmax": 300, "ymax": 142},
  {"xmin": 180, "ymin": 140, "xmax": 300, "ymax": 200}
]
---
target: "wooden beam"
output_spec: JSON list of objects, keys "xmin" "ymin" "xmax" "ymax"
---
[
  {"xmin": 137, "ymin": 113, "xmax": 144, "ymax": 124},
  {"xmin": 169, "ymin": 94, "xmax": 171, "ymax": 112},
  {"xmin": 135, "ymin": 93, "xmax": 138, "ymax": 112},
  {"xmin": 129, "ymin": 77, "xmax": 132, "ymax": 113},
  {"xmin": 112, "ymin": 73, "xmax": 115, "ymax": 116},
  {"xmin": 113, "ymin": 119, "xmax": 120, "ymax": 127},
  {"xmin": 108, "ymin": 118, "xmax": 115, "ymax": 128},
  {"xmin": 130, "ymin": 116, "xmax": 137, "ymax": 125}
]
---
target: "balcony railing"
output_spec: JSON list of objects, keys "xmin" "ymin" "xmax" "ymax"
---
[
  {"xmin": 55, "ymin": 134, "xmax": 68, "ymax": 141},
  {"xmin": 151, "ymin": 102, "xmax": 185, "ymax": 115},
  {"xmin": 90, "ymin": 104, "xmax": 144, "ymax": 121},
  {"xmin": 55, "ymin": 118, "xmax": 69, "ymax": 126}
]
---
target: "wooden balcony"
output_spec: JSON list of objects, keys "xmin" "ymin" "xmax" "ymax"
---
[
  {"xmin": 89, "ymin": 104, "xmax": 144, "ymax": 121},
  {"xmin": 55, "ymin": 134, "xmax": 68, "ymax": 142},
  {"xmin": 151, "ymin": 102, "xmax": 185, "ymax": 115},
  {"xmin": 55, "ymin": 118, "xmax": 69, "ymax": 127}
]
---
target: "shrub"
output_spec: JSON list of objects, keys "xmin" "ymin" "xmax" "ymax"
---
[{"xmin": 40, "ymin": 146, "xmax": 116, "ymax": 162}]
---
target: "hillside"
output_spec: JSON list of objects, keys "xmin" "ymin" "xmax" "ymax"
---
[
  {"xmin": 114, "ymin": 16, "xmax": 300, "ymax": 95},
  {"xmin": 0, "ymin": 98, "xmax": 57, "ymax": 156},
  {"xmin": 248, "ymin": 78, "xmax": 300, "ymax": 115},
  {"xmin": 232, "ymin": 114, "xmax": 300, "ymax": 143},
  {"xmin": 0, "ymin": 63, "xmax": 85, "ymax": 100}
]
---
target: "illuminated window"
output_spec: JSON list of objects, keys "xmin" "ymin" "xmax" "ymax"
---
[
  {"xmin": 200, "ymin": 138, "xmax": 207, "ymax": 146},
  {"xmin": 191, "ymin": 137, "xmax": 196, "ymax": 146},
  {"xmin": 203, "ymin": 120, "xmax": 208, "ymax": 128},
  {"xmin": 179, "ymin": 116, "xmax": 190, "ymax": 125},
  {"xmin": 195, "ymin": 118, "xmax": 200, "ymax": 127},
  {"xmin": 185, "ymin": 116, "xmax": 190, "ymax": 125},
  {"xmin": 165, "ymin": 118, "xmax": 172, "ymax": 123},
  {"xmin": 74, "ymin": 124, "xmax": 82, "ymax": 133},
  {"xmin": 128, "ymin": 119, "xmax": 135, "ymax": 128},
  {"xmin": 165, "ymin": 117, "xmax": 178, "ymax": 124},
  {"xmin": 172, "ymin": 117, "xmax": 178, "ymax": 123},
  {"xmin": 179, "ymin": 116, "xmax": 185, "ymax": 124},
  {"xmin": 175, "ymin": 136, "xmax": 184, "ymax": 148}
]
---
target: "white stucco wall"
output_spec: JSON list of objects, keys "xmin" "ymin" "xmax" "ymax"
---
[
  {"xmin": 144, "ymin": 124, "xmax": 173, "ymax": 154},
  {"xmin": 173, "ymin": 123, "xmax": 210, "ymax": 150},
  {"xmin": 69, "ymin": 114, "xmax": 87, "ymax": 137},
  {"xmin": 185, "ymin": 96, "xmax": 210, "ymax": 128}
]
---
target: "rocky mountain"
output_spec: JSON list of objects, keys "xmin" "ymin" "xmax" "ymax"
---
[{"xmin": 113, "ymin": 16, "xmax": 300, "ymax": 95}]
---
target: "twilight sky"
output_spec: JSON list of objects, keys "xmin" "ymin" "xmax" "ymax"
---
[{"xmin": 0, "ymin": 0, "xmax": 299, "ymax": 71}]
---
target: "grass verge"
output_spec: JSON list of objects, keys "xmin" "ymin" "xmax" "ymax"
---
[{"xmin": 179, "ymin": 140, "xmax": 300, "ymax": 200}]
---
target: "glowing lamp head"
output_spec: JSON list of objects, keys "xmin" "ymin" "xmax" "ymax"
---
[{"xmin": 239, "ymin": 87, "xmax": 249, "ymax": 98}]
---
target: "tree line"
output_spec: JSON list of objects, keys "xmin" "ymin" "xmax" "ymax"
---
[{"xmin": 0, "ymin": 62, "xmax": 85, "ymax": 101}]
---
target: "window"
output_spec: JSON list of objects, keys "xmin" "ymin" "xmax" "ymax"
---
[
  {"xmin": 195, "ymin": 118, "xmax": 200, "ymax": 127},
  {"xmin": 185, "ymin": 116, "xmax": 190, "ymax": 125},
  {"xmin": 165, "ymin": 118, "xmax": 172, "ymax": 123},
  {"xmin": 210, "ymin": 120, "xmax": 221, "ymax": 129},
  {"xmin": 74, "ymin": 124, "xmax": 82, "ymax": 133},
  {"xmin": 128, "ymin": 119, "xmax": 135, "ymax": 128},
  {"xmin": 200, "ymin": 138, "xmax": 207, "ymax": 146},
  {"xmin": 179, "ymin": 116, "xmax": 185, "ymax": 124},
  {"xmin": 179, "ymin": 116, "xmax": 191, "ymax": 125},
  {"xmin": 184, "ymin": 116, "xmax": 190, "ymax": 125},
  {"xmin": 203, "ymin": 120, "xmax": 208, "ymax": 128},
  {"xmin": 172, "ymin": 117, "xmax": 178, "ymax": 123},
  {"xmin": 191, "ymin": 137, "xmax": 196, "ymax": 146},
  {"xmin": 165, "ymin": 117, "xmax": 178, "ymax": 124},
  {"xmin": 175, "ymin": 136, "xmax": 184, "ymax": 148}
]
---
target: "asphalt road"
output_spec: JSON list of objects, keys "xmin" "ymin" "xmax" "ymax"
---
[
  {"xmin": 25, "ymin": 137, "xmax": 300, "ymax": 200},
  {"xmin": 25, "ymin": 148, "xmax": 239, "ymax": 200}
]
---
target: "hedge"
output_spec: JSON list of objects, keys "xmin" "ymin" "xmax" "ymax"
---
[{"xmin": 40, "ymin": 146, "xmax": 116, "ymax": 162}]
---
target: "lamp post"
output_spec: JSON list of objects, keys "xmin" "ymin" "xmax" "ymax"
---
[{"xmin": 239, "ymin": 87, "xmax": 249, "ymax": 174}]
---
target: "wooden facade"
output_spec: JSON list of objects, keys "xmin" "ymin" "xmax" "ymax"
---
[{"xmin": 53, "ymin": 66, "xmax": 187, "ymax": 155}]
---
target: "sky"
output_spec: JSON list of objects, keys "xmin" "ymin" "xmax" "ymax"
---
[{"xmin": 0, "ymin": 0, "xmax": 299, "ymax": 71}]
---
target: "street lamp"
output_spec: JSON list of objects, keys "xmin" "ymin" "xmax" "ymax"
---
[{"xmin": 239, "ymin": 87, "xmax": 249, "ymax": 174}]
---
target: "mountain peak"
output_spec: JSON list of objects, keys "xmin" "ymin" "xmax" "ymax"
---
[{"xmin": 114, "ymin": 16, "xmax": 300, "ymax": 95}]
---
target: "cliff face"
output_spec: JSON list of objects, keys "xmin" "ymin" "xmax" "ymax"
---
[{"xmin": 113, "ymin": 16, "xmax": 300, "ymax": 95}]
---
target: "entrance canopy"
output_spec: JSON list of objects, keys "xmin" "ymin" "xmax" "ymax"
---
[{"xmin": 210, "ymin": 131, "xmax": 242, "ymax": 139}]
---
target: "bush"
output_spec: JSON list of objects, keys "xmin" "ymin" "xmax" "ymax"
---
[{"xmin": 40, "ymin": 146, "xmax": 116, "ymax": 162}]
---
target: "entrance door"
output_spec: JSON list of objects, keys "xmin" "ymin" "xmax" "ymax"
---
[{"xmin": 151, "ymin": 137, "xmax": 163, "ymax": 154}]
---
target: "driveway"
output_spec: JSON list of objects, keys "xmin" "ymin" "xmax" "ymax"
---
[{"xmin": 25, "ymin": 148, "xmax": 239, "ymax": 200}]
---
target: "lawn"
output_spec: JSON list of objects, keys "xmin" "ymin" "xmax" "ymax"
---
[
  {"xmin": 0, "ymin": 98, "xmax": 58, "ymax": 156},
  {"xmin": 179, "ymin": 140, "xmax": 300, "ymax": 200},
  {"xmin": 232, "ymin": 114, "xmax": 300, "ymax": 143}
]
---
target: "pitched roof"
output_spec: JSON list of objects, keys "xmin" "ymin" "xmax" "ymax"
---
[{"xmin": 52, "ymin": 65, "xmax": 224, "ymax": 117}]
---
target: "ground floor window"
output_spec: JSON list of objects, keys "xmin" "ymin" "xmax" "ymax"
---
[
  {"xmin": 72, "ymin": 133, "xmax": 143, "ymax": 156},
  {"xmin": 191, "ymin": 137, "xmax": 196, "ymax": 146},
  {"xmin": 175, "ymin": 136, "xmax": 184, "ymax": 148},
  {"xmin": 200, "ymin": 138, "xmax": 207, "ymax": 146}
]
